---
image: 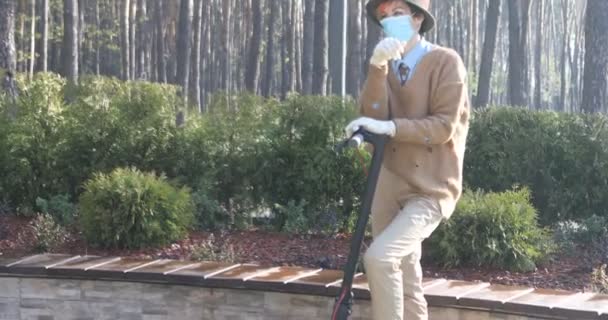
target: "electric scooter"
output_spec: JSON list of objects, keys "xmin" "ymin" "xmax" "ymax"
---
[{"xmin": 331, "ymin": 129, "xmax": 388, "ymax": 320}]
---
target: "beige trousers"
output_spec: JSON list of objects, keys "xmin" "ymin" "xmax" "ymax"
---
[{"xmin": 363, "ymin": 168, "xmax": 444, "ymax": 320}]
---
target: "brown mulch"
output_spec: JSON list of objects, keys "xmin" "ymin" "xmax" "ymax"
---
[{"xmin": 0, "ymin": 215, "xmax": 603, "ymax": 293}]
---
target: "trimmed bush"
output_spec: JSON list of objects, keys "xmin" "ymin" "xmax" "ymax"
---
[
  {"xmin": 79, "ymin": 167, "xmax": 194, "ymax": 249},
  {"xmin": 465, "ymin": 107, "xmax": 608, "ymax": 224},
  {"xmin": 424, "ymin": 188, "xmax": 553, "ymax": 272},
  {"xmin": 3, "ymin": 73, "xmax": 608, "ymax": 234}
]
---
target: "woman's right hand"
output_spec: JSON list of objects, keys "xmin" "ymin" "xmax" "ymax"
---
[{"xmin": 369, "ymin": 38, "xmax": 406, "ymax": 68}]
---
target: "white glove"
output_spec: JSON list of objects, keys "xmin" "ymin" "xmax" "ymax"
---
[
  {"xmin": 369, "ymin": 38, "xmax": 406, "ymax": 67},
  {"xmin": 345, "ymin": 117, "xmax": 396, "ymax": 138}
]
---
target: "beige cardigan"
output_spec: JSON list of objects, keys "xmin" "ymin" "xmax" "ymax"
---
[{"xmin": 358, "ymin": 45, "xmax": 470, "ymax": 218}]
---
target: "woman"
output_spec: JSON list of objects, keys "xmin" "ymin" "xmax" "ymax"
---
[{"xmin": 344, "ymin": 1, "xmax": 470, "ymax": 319}]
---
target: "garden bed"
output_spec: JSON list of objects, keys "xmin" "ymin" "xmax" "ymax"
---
[{"xmin": 0, "ymin": 214, "xmax": 604, "ymax": 293}]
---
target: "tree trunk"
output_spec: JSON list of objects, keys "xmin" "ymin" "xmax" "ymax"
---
[
  {"xmin": 263, "ymin": 0, "xmax": 277, "ymax": 97},
  {"xmin": 63, "ymin": 0, "xmax": 79, "ymax": 83},
  {"xmin": 18, "ymin": 6, "xmax": 25, "ymax": 73},
  {"xmin": 35, "ymin": 0, "xmax": 49, "ymax": 72},
  {"xmin": 0, "ymin": 0, "xmax": 17, "ymax": 71},
  {"xmin": 50, "ymin": 4, "xmax": 62, "ymax": 73},
  {"xmin": 475, "ymin": 0, "xmax": 501, "ymax": 108},
  {"xmin": 120, "ymin": 0, "xmax": 130, "ymax": 80},
  {"xmin": 347, "ymin": 0, "xmax": 362, "ymax": 97},
  {"xmin": 470, "ymin": 0, "xmax": 478, "ymax": 69},
  {"xmin": 92, "ymin": 0, "xmax": 99, "ymax": 75},
  {"xmin": 28, "ymin": 0, "xmax": 35, "ymax": 79},
  {"xmin": 559, "ymin": 0, "xmax": 570, "ymax": 111},
  {"xmin": 508, "ymin": 0, "xmax": 531, "ymax": 106},
  {"xmin": 128, "ymin": 0, "xmax": 136, "ymax": 79},
  {"xmin": 294, "ymin": 1, "xmax": 303, "ymax": 92},
  {"xmin": 78, "ymin": 0, "xmax": 85, "ymax": 74},
  {"xmin": 222, "ymin": 0, "xmax": 231, "ymax": 95},
  {"xmin": 281, "ymin": 0, "xmax": 295, "ymax": 97},
  {"xmin": 312, "ymin": 0, "xmax": 329, "ymax": 95},
  {"xmin": 534, "ymin": 0, "xmax": 544, "ymax": 110},
  {"xmin": 328, "ymin": 0, "xmax": 347, "ymax": 97},
  {"xmin": 302, "ymin": 0, "xmax": 315, "ymax": 94},
  {"xmin": 581, "ymin": 0, "xmax": 608, "ymax": 113},
  {"xmin": 176, "ymin": 0, "xmax": 193, "ymax": 107},
  {"xmin": 245, "ymin": 0, "xmax": 263, "ymax": 94},
  {"xmin": 507, "ymin": 0, "xmax": 531, "ymax": 107},
  {"xmin": 136, "ymin": 0, "xmax": 146, "ymax": 79},
  {"xmin": 190, "ymin": 0, "xmax": 203, "ymax": 110},
  {"xmin": 0, "ymin": 0, "xmax": 17, "ymax": 102},
  {"xmin": 155, "ymin": 1, "xmax": 166, "ymax": 83}
]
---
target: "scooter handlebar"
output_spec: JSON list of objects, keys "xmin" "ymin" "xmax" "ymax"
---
[{"xmin": 347, "ymin": 133, "xmax": 365, "ymax": 149}]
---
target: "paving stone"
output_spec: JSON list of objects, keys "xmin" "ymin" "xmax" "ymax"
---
[{"xmin": 424, "ymin": 280, "xmax": 490, "ymax": 306}]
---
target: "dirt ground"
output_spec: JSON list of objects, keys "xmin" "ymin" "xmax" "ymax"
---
[{"xmin": 1, "ymin": 215, "xmax": 603, "ymax": 293}]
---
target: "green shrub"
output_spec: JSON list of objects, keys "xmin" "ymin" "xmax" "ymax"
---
[
  {"xmin": 57, "ymin": 77, "xmax": 181, "ymax": 197},
  {"xmin": 190, "ymin": 185, "xmax": 228, "ymax": 230},
  {"xmin": 251, "ymin": 94, "xmax": 365, "ymax": 232},
  {"xmin": 79, "ymin": 167, "xmax": 194, "ymax": 249},
  {"xmin": 0, "ymin": 74, "xmax": 182, "ymax": 212},
  {"xmin": 553, "ymin": 215, "xmax": 608, "ymax": 259},
  {"xmin": 425, "ymin": 188, "xmax": 553, "ymax": 272},
  {"xmin": 465, "ymin": 107, "xmax": 608, "ymax": 224},
  {"xmin": 35, "ymin": 194, "xmax": 77, "ymax": 226},
  {"xmin": 276, "ymin": 200, "xmax": 310, "ymax": 234},
  {"xmin": 7, "ymin": 72, "xmax": 608, "ymax": 236},
  {"xmin": 0, "ymin": 73, "xmax": 66, "ymax": 209},
  {"xmin": 554, "ymin": 215, "xmax": 608, "ymax": 246},
  {"xmin": 177, "ymin": 93, "xmax": 365, "ymax": 233},
  {"xmin": 175, "ymin": 93, "xmax": 274, "ymax": 229},
  {"xmin": 30, "ymin": 213, "xmax": 68, "ymax": 253}
]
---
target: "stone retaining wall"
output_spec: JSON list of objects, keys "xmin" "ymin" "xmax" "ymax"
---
[{"xmin": 0, "ymin": 254, "xmax": 606, "ymax": 320}]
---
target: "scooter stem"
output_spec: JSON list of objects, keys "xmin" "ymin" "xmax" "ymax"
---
[{"xmin": 331, "ymin": 130, "xmax": 388, "ymax": 320}]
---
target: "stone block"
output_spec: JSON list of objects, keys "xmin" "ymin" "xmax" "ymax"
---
[
  {"xmin": 459, "ymin": 309, "xmax": 492, "ymax": 320},
  {"xmin": 141, "ymin": 300, "xmax": 169, "ymax": 316},
  {"xmin": 225, "ymin": 290, "xmax": 265, "ymax": 309},
  {"xmin": 0, "ymin": 299, "xmax": 19, "ymax": 320},
  {"xmin": 20, "ymin": 278, "xmax": 80, "ymax": 300},
  {"xmin": 20, "ymin": 298, "xmax": 49, "ymax": 309},
  {"xmin": 142, "ymin": 315, "xmax": 168, "ymax": 320},
  {"xmin": 82, "ymin": 280, "xmax": 144, "ymax": 302},
  {"xmin": 111, "ymin": 282, "xmax": 143, "ymax": 301},
  {"xmin": 19, "ymin": 307, "xmax": 54, "ymax": 320},
  {"xmin": 429, "ymin": 306, "xmax": 460, "ymax": 320},
  {"xmin": 0, "ymin": 278, "xmax": 19, "ymax": 298},
  {"xmin": 140, "ymin": 283, "xmax": 168, "ymax": 304},
  {"xmin": 264, "ymin": 293, "xmax": 323, "ymax": 318},
  {"xmin": 211, "ymin": 308, "xmax": 268, "ymax": 320}
]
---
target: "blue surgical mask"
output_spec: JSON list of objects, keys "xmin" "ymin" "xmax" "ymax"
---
[{"xmin": 381, "ymin": 15, "xmax": 415, "ymax": 42}]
